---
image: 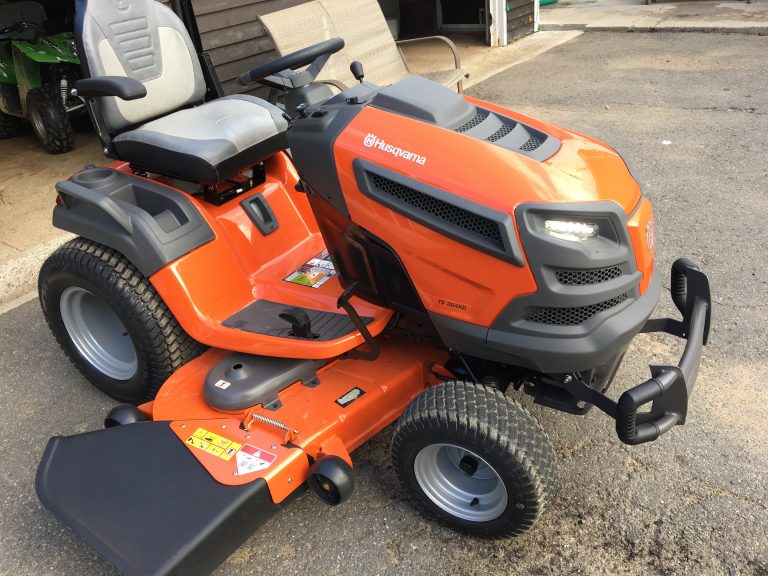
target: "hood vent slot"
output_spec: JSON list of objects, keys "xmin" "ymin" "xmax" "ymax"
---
[
  {"xmin": 487, "ymin": 123, "xmax": 515, "ymax": 143},
  {"xmin": 454, "ymin": 109, "xmax": 489, "ymax": 133},
  {"xmin": 453, "ymin": 107, "xmax": 558, "ymax": 160}
]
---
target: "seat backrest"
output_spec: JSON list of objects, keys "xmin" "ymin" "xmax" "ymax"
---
[
  {"xmin": 75, "ymin": 0, "xmax": 206, "ymax": 133},
  {"xmin": 318, "ymin": 0, "xmax": 409, "ymax": 86},
  {"xmin": 0, "ymin": 1, "xmax": 46, "ymax": 29},
  {"xmin": 260, "ymin": 1, "xmax": 354, "ymax": 87}
]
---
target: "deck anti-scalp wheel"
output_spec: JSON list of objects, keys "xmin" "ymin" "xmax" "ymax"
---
[
  {"xmin": 391, "ymin": 381, "xmax": 557, "ymax": 536},
  {"xmin": 39, "ymin": 238, "xmax": 206, "ymax": 403}
]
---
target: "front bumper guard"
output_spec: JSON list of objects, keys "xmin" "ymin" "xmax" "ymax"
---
[{"xmin": 568, "ymin": 258, "xmax": 711, "ymax": 445}]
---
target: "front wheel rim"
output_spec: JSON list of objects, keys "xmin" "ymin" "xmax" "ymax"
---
[
  {"xmin": 59, "ymin": 286, "xmax": 138, "ymax": 380},
  {"xmin": 413, "ymin": 443, "xmax": 508, "ymax": 522},
  {"xmin": 29, "ymin": 105, "xmax": 46, "ymax": 142}
]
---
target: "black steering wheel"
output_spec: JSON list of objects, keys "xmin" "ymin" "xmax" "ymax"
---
[{"xmin": 239, "ymin": 37, "xmax": 344, "ymax": 87}]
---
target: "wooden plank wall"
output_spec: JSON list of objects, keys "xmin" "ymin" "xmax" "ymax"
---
[{"xmin": 505, "ymin": 0, "xmax": 534, "ymax": 42}]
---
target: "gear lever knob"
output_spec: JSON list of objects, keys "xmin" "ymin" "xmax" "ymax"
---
[{"xmin": 350, "ymin": 61, "xmax": 364, "ymax": 83}]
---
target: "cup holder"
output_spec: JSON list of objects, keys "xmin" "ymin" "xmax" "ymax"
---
[{"xmin": 72, "ymin": 167, "xmax": 119, "ymax": 189}]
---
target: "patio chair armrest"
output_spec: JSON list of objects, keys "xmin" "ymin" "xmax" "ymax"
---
[
  {"xmin": 396, "ymin": 35, "xmax": 461, "ymax": 70},
  {"xmin": 320, "ymin": 79, "xmax": 348, "ymax": 91}
]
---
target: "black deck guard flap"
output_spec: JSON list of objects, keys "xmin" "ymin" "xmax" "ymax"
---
[{"xmin": 36, "ymin": 421, "xmax": 298, "ymax": 576}]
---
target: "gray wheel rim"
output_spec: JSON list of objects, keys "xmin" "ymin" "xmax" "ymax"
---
[
  {"xmin": 59, "ymin": 286, "xmax": 137, "ymax": 380},
  {"xmin": 414, "ymin": 443, "xmax": 508, "ymax": 522},
  {"xmin": 29, "ymin": 105, "xmax": 46, "ymax": 142}
]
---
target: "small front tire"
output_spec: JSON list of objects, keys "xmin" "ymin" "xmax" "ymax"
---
[
  {"xmin": 39, "ymin": 238, "xmax": 206, "ymax": 403},
  {"xmin": 391, "ymin": 381, "xmax": 557, "ymax": 537}
]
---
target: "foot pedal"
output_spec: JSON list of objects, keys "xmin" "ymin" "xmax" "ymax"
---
[{"xmin": 279, "ymin": 307, "xmax": 316, "ymax": 339}]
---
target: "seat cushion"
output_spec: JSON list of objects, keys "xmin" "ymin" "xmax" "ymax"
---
[{"xmin": 112, "ymin": 95, "xmax": 289, "ymax": 183}]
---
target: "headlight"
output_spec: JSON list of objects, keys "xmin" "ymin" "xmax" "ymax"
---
[{"xmin": 544, "ymin": 219, "xmax": 599, "ymax": 242}]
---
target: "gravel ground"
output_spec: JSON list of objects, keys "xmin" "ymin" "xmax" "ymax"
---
[{"xmin": 0, "ymin": 32, "xmax": 766, "ymax": 576}]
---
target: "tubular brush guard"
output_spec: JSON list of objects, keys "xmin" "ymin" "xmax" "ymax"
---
[
  {"xmin": 616, "ymin": 258, "xmax": 711, "ymax": 444},
  {"xmin": 565, "ymin": 259, "xmax": 711, "ymax": 445}
]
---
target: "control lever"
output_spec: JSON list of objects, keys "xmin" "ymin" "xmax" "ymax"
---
[
  {"xmin": 279, "ymin": 307, "xmax": 316, "ymax": 339},
  {"xmin": 350, "ymin": 61, "xmax": 364, "ymax": 83}
]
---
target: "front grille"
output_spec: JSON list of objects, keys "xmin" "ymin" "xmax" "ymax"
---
[
  {"xmin": 526, "ymin": 293, "xmax": 630, "ymax": 325},
  {"xmin": 454, "ymin": 109, "xmax": 489, "ymax": 133},
  {"xmin": 556, "ymin": 266, "xmax": 623, "ymax": 286},
  {"xmin": 368, "ymin": 173, "xmax": 503, "ymax": 246}
]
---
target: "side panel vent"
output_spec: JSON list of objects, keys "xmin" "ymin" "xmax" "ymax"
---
[
  {"xmin": 368, "ymin": 240, "xmax": 424, "ymax": 312},
  {"xmin": 353, "ymin": 159, "xmax": 525, "ymax": 266},
  {"xmin": 368, "ymin": 173, "xmax": 503, "ymax": 246}
]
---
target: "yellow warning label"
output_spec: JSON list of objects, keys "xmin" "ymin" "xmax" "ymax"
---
[
  {"xmin": 221, "ymin": 442, "xmax": 242, "ymax": 462},
  {"xmin": 185, "ymin": 428, "xmax": 241, "ymax": 461},
  {"xmin": 186, "ymin": 436, "xmax": 209, "ymax": 450}
]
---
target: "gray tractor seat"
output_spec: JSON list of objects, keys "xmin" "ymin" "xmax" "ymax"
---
[
  {"xmin": 76, "ymin": 0, "xmax": 289, "ymax": 183},
  {"xmin": 112, "ymin": 95, "xmax": 289, "ymax": 183}
]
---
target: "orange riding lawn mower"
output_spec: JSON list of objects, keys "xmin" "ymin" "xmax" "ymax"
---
[{"xmin": 35, "ymin": 1, "xmax": 711, "ymax": 574}]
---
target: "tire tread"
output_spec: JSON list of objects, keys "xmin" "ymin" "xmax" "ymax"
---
[
  {"xmin": 392, "ymin": 381, "xmax": 557, "ymax": 536},
  {"xmin": 39, "ymin": 238, "xmax": 205, "ymax": 401}
]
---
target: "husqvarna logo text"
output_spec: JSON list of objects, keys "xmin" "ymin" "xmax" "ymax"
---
[{"xmin": 363, "ymin": 133, "xmax": 427, "ymax": 165}]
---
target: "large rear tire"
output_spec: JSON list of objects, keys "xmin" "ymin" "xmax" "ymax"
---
[
  {"xmin": 27, "ymin": 85, "xmax": 73, "ymax": 154},
  {"xmin": 391, "ymin": 381, "xmax": 557, "ymax": 537},
  {"xmin": 39, "ymin": 238, "xmax": 206, "ymax": 403}
]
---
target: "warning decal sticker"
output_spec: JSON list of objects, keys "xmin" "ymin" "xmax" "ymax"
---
[
  {"xmin": 185, "ymin": 427, "xmax": 243, "ymax": 462},
  {"xmin": 236, "ymin": 444, "xmax": 277, "ymax": 475},
  {"xmin": 284, "ymin": 249, "xmax": 336, "ymax": 289}
]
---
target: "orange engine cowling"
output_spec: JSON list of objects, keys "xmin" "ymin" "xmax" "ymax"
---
[{"xmin": 287, "ymin": 76, "xmax": 658, "ymax": 374}]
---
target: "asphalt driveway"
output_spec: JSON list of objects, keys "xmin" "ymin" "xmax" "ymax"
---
[{"xmin": 0, "ymin": 32, "xmax": 766, "ymax": 576}]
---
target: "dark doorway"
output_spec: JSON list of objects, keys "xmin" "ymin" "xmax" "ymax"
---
[
  {"xmin": 398, "ymin": 0, "xmax": 438, "ymax": 36},
  {"xmin": 438, "ymin": 0, "xmax": 486, "ymax": 31}
]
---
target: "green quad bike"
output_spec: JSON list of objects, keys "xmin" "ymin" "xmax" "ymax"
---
[{"xmin": 0, "ymin": 1, "xmax": 83, "ymax": 153}]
